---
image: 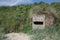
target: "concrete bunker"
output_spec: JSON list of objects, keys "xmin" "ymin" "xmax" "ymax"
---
[
  {"xmin": 32, "ymin": 14, "xmax": 45, "ymax": 29},
  {"xmin": 29, "ymin": 5, "xmax": 56, "ymax": 29}
]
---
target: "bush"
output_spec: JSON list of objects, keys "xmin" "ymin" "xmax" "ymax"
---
[
  {"xmin": 0, "ymin": 27, "xmax": 5, "ymax": 40},
  {"xmin": 27, "ymin": 24, "xmax": 60, "ymax": 40}
]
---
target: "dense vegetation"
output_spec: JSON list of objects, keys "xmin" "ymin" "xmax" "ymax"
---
[{"xmin": 0, "ymin": 2, "xmax": 60, "ymax": 40}]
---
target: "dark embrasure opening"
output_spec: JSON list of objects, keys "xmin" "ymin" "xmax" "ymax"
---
[{"xmin": 34, "ymin": 21, "xmax": 43, "ymax": 25}]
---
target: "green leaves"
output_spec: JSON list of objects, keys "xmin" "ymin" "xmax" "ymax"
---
[{"xmin": 0, "ymin": 2, "xmax": 59, "ymax": 33}]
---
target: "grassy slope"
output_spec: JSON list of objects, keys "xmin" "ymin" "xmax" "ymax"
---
[{"xmin": 0, "ymin": 2, "xmax": 60, "ymax": 40}]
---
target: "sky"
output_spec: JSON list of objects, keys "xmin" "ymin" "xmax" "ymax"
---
[{"xmin": 0, "ymin": 0, "xmax": 60, "ymax": 6}]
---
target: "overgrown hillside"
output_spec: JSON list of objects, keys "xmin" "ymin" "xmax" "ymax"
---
[{"xmin": 0, "ymin": 2, "xmax": 60, "ymax": 40}]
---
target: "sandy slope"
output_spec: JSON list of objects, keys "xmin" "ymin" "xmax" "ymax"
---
[{"xmin": 4, "ymin": 33, "xmax": 31, "ymax": 40}]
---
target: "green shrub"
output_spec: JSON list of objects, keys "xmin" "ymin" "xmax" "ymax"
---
[
  {"xmin": 0, "ymin": 27, "xmax": 5, "ymax": 40},
  {"xmin": 27, "ymin": 24, "xmax": 60, "ymax": 40}
]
